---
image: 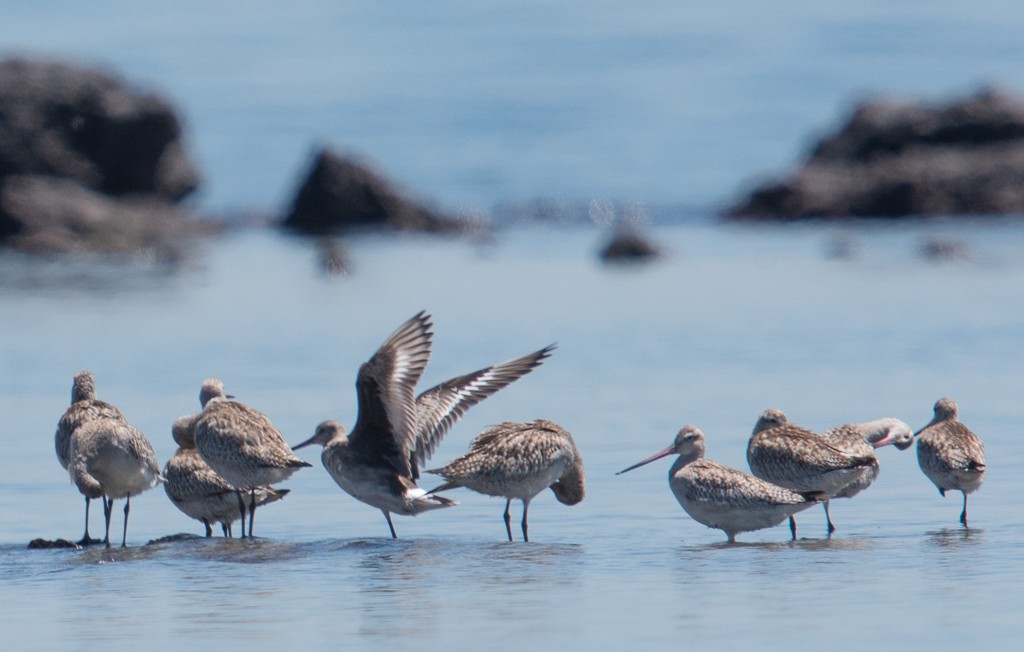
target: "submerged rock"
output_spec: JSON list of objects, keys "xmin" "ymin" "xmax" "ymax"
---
[
  {"xmin": 282, "ymin": 148, "xmax": 467, "ymax": 235},
  {"xmin": 920, "ymin": 237, "xmax": 971, "ymax": 261},
  {"xmin": 0, "ymin": 57, "xmax": 203, "ymax": 254},
  {"xmin": 317, "ymin": 237, "xmax": 350, "ymax": 276},
  {"xmin": 599, "ymin": 229, "xmax": 662, "ymax": 263},
  {"xmin": 146, "ymin": 533, "xmax": 206, "ymax": 545},
  {"xmin": 726, "ymin": 87, "xmax": 1024, "ymax": 219}
]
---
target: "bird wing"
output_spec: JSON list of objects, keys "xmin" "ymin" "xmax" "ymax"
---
[
  {"xmin": 350, "ymin": 311, "xmax": 433, "ymax": 477},
  {"xmin": 55, "ymin": 399, "xmax": 126, "ymax": 469},
  {"xmin": 685, "ymin": 460, "xmax": 811, "ymax": 507},
  {"xmin": 410, "ymin": 344, "xmax": 554, "ymax": 475}
]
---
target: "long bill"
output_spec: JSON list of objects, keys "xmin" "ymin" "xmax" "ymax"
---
[
  {"xmin": 291, "ymin": 436, "xmax": 316, "ymax": 451},
  {"xmin": 615, "ymin": 446, "xmax": 675, "ymax": 475},
  {"xmin": 874, "ymin": 431, "xmax": 914, "ymax": 450}
]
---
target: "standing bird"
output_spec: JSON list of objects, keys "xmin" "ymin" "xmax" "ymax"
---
[
  {"xmin": 67, "ymin": 417, "xmax": 163, "ymax": 547},
  {"xmin": 821, "ymin": 418, "xmax": 914, "ymax": 501},
  {"xmin": 617, "ymin": 425, "xmax": 823, "ymax": 543},
  {"xmin": 428, "ymin": 419, "xmax": 585, "ymax": 542},
  {"xmin": 293, "ymin": 310, "xmax": 554, "ymax": 539},
  {"xmin": 747, "ymin": 409, "xmax": 876, "ymax": 538},
  {"xmin": 54, "ymin": 371, "xmax": 127, "ymax": 545},
  {"xmin": 192, "ymin": 378, "xmax": 311, "ymax": 538},
  {"xmin": 164, "ymin": 414, "xmax": 290, "ymax": 537},
  {"xmin": 914, "ymin": 397, "xmax": 986, "ymax": 526}
]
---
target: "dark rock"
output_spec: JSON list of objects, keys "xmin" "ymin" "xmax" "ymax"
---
[
  {"xmin": 0, "ymin": 57, "xmax": 204, "ymax": 255},
  {"xmin": 282, "ymin": 148, "xmax": 467, "ymax": 235},
  {"xmin": 599, "ymin": 229, "xmax": 662, "ymax": 263},
  {"xmin": 0, "ymin": 57, "xmax": 199, "ymax": 201},
  {"xmin": 726, "ymin": 88, "xmax": 1024, "ymax": 219},
  {"xmin": 0, "ymin": 175, "xmax": 209, "ymax": 257},
  {"xmin": 28, "ymin": 538, "xmax": 79, "ymax": 549}
]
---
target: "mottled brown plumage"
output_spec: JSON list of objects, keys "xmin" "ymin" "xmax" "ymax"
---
[
  {"xmin": 915, "ymin": 397, "xmax": 986, "ymax": 526},
  {"xmin": 428, "ymin": 419, "xmax": 585, "ymax": 542},
  {"xmin": 618, "ymin": 425, "xmax": 822, "ymax": 543},
  {"xmin": 293, "ymin": 311, "xmax": 553, "ymax": 539},
  {"xmin": 54, "ymin": 371, "xmax": 128, "ymax": 545},
  {"xmin": 68, "ymin": 416, "xmax": 162, "ymax": 547},
  {"xmin": 748, "ymin": 408, "xmax": 876, "ymax": 537},
  {"xmin": 192, "ymin": 378, "xmax": 311, "ymax": 538},
  {"xmin": 821, "ymin": 418, "xmax": 913, "ymax": 500},
  {"xmin": 164, "ymin": 414, "xmax": 289, "ymax": 537}
]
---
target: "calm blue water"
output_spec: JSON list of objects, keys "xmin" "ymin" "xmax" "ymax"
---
[
  {"xmin": 2, "ymin": 219, "xmax": 1024, "ymax": 650},
  {"xmin": 4, "ymin": 2, "xmax": 1024, "ymax": 212},
  {"xmin": 2, "ymin": 3, "xmax": 1024, "ymax": 650}
]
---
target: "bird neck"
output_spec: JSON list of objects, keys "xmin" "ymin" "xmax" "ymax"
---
[
  {"xmin": 857, "ymin": 419, "xmax": 895, "ymax": 445},
  {"xmin": 670, "ymin": 447, "xmax": 702, "ymax": 474}
]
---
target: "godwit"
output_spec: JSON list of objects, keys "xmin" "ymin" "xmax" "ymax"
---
[
  {"xmin": 617, "ymin": 425, "xmax": 823, "ymax": 542},
  {"xmin": 67, "ymin": 417, "xmax": 162, "ymax": 547},
  {"xmin": 914, "ymin": 397, "xmax": 986, "ymax": 526},
  {"xmin": 54, "ymin": 371, "xmax": 127, "ymax": 545},
  {"xmin": 293, "ymin": 310, "xmax": 554, "ymax": 539},
  {"xmin": 192, "ymin": 378, "xmax": 311, "ymax": 538},
  {"xmin": 164, "ymin": 414, "xmax": 290, "ymax": 537},
  {"xmin": 427, "ymin": 419, "xmax": 584, "ymax": 542},
  {"xmin": 821, "ymin": 418, "xmax": 914, "ymax": 500},
  {"xmin": 747, "ymin": 408, "xmax": 876, "ymax": 538}
]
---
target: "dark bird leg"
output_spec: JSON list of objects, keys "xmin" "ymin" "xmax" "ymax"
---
[
  {"xmin": 202, "ymin": 518, "xmax": 213, "ymax": 538},
  {"xmin": 102, "ymin": 496, "xmax": 113, "ymax": 548},
  {"xmin": 960, "ymin": 492, "xmax": 969, "ymax": 527},
  {"xmin": 824, "ymin": 500, "xmax": 836, "ymax": 536},
  {"xmin": 121, "ymin": 496, "xmax": 131, "ymax": 547},
  {"xmin": 222, "ymin": 522, "xmax": 231, "ymax": 537},
  {"xmin": 77, "ymin": 496, "xmax": 99, "ymax": 546},
  {"xmin": 236, "ymin": 490, "xmax": 247, "ymax": 539},
  {"xmin": 503, "ymin": 499, "xmax": 514, "ymax": 542},
  {"xmin": 247, "ymin": 488, "xmax": 257, "ymax": 538},
  {"xmin": 521, "ymin": 500, "xmax": 531, "ymax": 543},
  {"xmin": 382, "ymin": 510, "xmax": 398, "ymax": 539},
  {"xmin": 789, "ymin": 515, "xmax": 797, "ymax": 540}
]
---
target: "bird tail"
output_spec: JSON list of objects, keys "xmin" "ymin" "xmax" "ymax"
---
[
  {"xmin": 427, "ymin": 494, "xmax": 458, "ymax": 507},
  {"xmin": 409, "ymin": 488, "xmax": 458, "ymax": 513}
]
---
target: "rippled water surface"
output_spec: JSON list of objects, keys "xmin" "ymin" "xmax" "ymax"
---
[
  {"xmin": 2, "ymin": 220, "xmax": 1024, "ymax": 649},
  {"xmin": 4, "ymin": 1, "xmax": 1024, "ymax": 649}
]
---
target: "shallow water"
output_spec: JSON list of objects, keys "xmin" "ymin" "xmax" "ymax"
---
[
  {"xmin": 2, "ymin": 218, "xmax": 1023, "ymax": 649},
  {"xmin": 3, "ymin": 2, "xmax": 1024, "ymax": 648}
]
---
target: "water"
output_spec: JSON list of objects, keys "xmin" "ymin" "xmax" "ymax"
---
[
  {"xmin": 4, "ymin": 2, "xmax": 1024, "ymax": 212},
  {"xmin": 3, "ymin": 2, "xmax": 1024, "ymax": 649},
  {"xmin": 2, "ymin": 219, "xmax": 1024, "ymax": 649}
]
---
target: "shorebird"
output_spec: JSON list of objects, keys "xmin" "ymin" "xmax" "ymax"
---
[
  {"xmin": 192, "ymin": 378, "xmax": 311, "ymax": 538},
  {"xmin": 914, "ymin": 397, "xmax": 986, "ymax": 526},
  {"xmin": 427, "ymin": 419, "xmax": 585, "ymax": 542},
  {"xmin": 747, "ymin": 409, "xmax": 876, "ymax": 538},
  {"xmin": 293, "ymin": 310, "xmax": 554, "ymax": 539},
  {"xmin": 54, "ymin": 371, "xmax": 127, "ymax": 545},
  {"xmin": 164, "ymin": 414, "xmax": 290, "ymax": 537},
  {"xmin": 821, "ymin": 418, "xmax": 914, "ymax": 501},
  {"xmin": 617, "ymin": 425, "xmax": 824, "ymax": 542},
  {"xmin": 67, "ymin": 416, "xmax": 163, "ymax": 547}
]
